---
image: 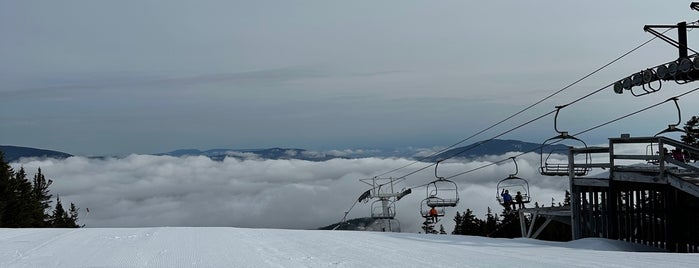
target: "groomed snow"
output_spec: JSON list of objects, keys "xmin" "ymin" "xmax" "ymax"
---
[{"xmin": 0, "ymin": 227, "xmax": 694, "ymax": 267}]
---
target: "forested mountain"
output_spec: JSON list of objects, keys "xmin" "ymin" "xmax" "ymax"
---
[
  {"xmin": 0, "ymin": 146, "xmax": 72, "ymax": 162},
  {"xmin": 424, "ymin": 139, "xmax": 570, "ymax": 162}
]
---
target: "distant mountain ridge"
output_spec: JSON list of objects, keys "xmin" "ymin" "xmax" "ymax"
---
[
  {"xmin": 158, "ymin": 148, "xmax": 342, "ymax": 161},
  {"xmin": 2, "ymin": 139, "xmax": 567, "ymax": 162},
  {"xmin": 0, "ymin": 145, "xmax": 73, "ymax": 162},
  {"xmin": 424, "ymin": 139, "xmax": 570, "ymax": 162}
]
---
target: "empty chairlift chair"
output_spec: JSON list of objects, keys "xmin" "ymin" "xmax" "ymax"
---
[
  {"xmin": 370, "ymin": 199, "xmax": 396, "ymax": 219},
  {"xmin": 655, "ymin": 97, "xmax": 686, "ymax": 137},
  {"xmin": 539, "ymin": 106, "xmax": 591, "ymax": 176},
  {"xmin": 424, "ymin": 161, "xmax": 460, "ymax": 207}
]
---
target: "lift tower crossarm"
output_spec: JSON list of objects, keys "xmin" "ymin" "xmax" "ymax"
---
[
  {"xmin": 644, "ymin": 22, "xmax": 699, "ymax": 58},
  {"xmin": 613, "ymin": 19, "xmax": 699, "ymax": 96}
]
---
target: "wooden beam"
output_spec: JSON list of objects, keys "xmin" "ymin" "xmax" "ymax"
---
[
  {"xmin": 532, "ymin": 217, "xmax": 554, "ymax": 239},
  {"xmin": 573, "ymin": 178, "xmax": 610, "ymax": 187}
]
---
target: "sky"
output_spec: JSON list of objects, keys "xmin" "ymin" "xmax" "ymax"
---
[
  {"xmin": 1, "ymin": 227, "xmax": 694, "ymax": 268},
  {"xmin": 3, "ymin": 1, "xmax": 699, "ymax": 156}
]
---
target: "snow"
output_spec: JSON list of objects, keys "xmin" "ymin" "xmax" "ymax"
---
[{"xmin": 1, "ymin": 227, "xmax": 695, "ymax": 267}]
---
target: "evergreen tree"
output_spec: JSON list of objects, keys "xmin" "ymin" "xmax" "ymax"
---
[
  {"xmin": 50, "ymin": 195, "xmax": 80, "ymax": 228},
  {"xmin": 0, "ymin": 152, "xmax": 11, "ymax": 226},
  {"xmin": 5, "ymin": 167, "xmax": 37, "ymax": 227},
  {"xmin": 0, "ymin": 154, "xmax": 79, "ymax": 228},
  {"xmin": 69, "ymin": 203, "xmax": 80, "ymax": 227},
  {"xmin": 51, "ymin": 195, "xmax": 68, "ymax": 227},
  {"xmin": 682, "ymin": 116, "xmax": 699, "ymax": 161},
  {"xmin": 421, "ymin": 222, "xmax": 436, "ymax": 234},
  {"xmin": 493, "ymin": 208, "xmax": 521, "ymax": 238},
  {"xmin": 483, "ymin": 207, "xmax": 498, "ymax": 236},
  {"xmin": 32, "ymin": 168, "xmax": 53, "ymax": 224},
  {"xmin": 439, "ymin": 225, "xmax": 447, "ymax": 234},
  {"xmin": 460, "ymin": 209, "xmax": 483, "ymax": 236},
  {"xmin": 452, "ymin": 211, "xmax": 463, "ymax": 235}
]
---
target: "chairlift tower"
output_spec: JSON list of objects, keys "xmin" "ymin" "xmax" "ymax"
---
[
  {"xmin": 558, "ymin": 3, "xmax": 699, "ymax": 252},
  {"xmin": 614, "ymin": 3, "xmax": 699, "ymax": 96},
  {"xmin": 359, "ymin": 177, "xmax": 411, "ymax": 232}
]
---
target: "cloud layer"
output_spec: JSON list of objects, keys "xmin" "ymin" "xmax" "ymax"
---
[{"xmin": 8, "ymin": 151, "xmax": 601, "ymax": 232}]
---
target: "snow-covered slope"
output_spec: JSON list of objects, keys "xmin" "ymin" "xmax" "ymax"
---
[{"xmin": 0, "ymin": 227, "xmax": 693, "ymax": 267}]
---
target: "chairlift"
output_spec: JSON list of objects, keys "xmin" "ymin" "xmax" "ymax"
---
[
  {"xmin": 358, "ymin": 177, "xmax": 410, "ymax": 226},
  {"xmin": 424, "ymin": 161, "xmax": 459, "ymax": 207},
  {"xmin": 655, "ymin": 97, "xmax": 687, "ymax": 137},
  {"xmin": 540, "ymin": 106, "xmax": 591, "ymax": 176},
  {"xmin": 496, "ymin": 157, "xmax": 531, "ymax": 207},
  {"xmin": 646, "ymin": 142, "xmax": 661, "ymax": 165},
  {"xmin": 420, "ymin": 197, "xmax": 445, "ymax": 219},
  {"xmin": 370, "ymin": 199, "xmax": 396, "ymax": 219}
]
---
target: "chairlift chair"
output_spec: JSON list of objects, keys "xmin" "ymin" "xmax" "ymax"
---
[
  {"xmin": 424, "ymin": 161, "xmax": 459, "ymax": 207},
  {"xmin": 370, "ymin": 199, "xmax": 396, "ymax": 219},
  {"xmin": 496, "ymin": 176, "xmax": 531, "ymax": 206},
  {"xmin": 420, "ymin": 197, "xmax": 445, "ymax": 218},
  {"xmin": 539, "ymin": 106, "xmax": 591, "ymax": 176},
  {"xmin": 655, "ymin": 97, "xmax": 687, "ymax": 137},
  {"xmin": 646, "ymin": 142, "xmax": 661, "ymax": 165},
  {"xmin": 496, "ymin": 158, "xmax": 531, "ymax": 207}
]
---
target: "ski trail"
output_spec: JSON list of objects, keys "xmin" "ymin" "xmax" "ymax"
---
[
  {"xmin": 2, "ymin": 227, "xmax": 698, "ymax": 267},
  {"xmin": 3, "ymin": 229, "xmax": 79, "ymax": 266}
]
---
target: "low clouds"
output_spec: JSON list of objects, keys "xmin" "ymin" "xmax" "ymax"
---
[{"xmin": 11, "ymin": 153, "xmax": 587, "ymax": 232}]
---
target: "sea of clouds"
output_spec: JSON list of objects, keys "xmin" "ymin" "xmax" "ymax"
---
[{"xmin": 10, "ymin": 144, "xmax": 647, "ymax": 232}]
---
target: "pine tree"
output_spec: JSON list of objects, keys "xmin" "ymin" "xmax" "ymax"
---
[
  {"xmin": 489, "ymin": 208, "xmax": 521, "ymax": 238},
  {"xmin": 69, "ymin": 203, "xmax": 80, "ymax": 227},
  {"xmin": 54, "ymin": 200, "xmax": 79, "ymax": 228},
  {"xmin": 32, "ymin": 168, "xmax": 53, "ymax": 225},
  {"xmin": 51, "ymin": 195, "xmax": 67, "ymax": 227},
  {"xmin": 0, "ymin": 154, "xmax": 78, "ymax": 228},
  {"xmin": 463, "ymin": 209, "xmax": 484, "ymax": 236},
  {"xmin": 0, "ymin": 151, "xmax": 12, "ymax": 226},
  {"xmin": 483, "ymin": 207, "xmax": 498, "ymax": 236},
  {"xmin": 5, "ymin": 167, "xmax": 37, "ymax": 227},
  {"xmin": 682, "ymin": 115, "xmax": 699, "ymax": 161},
  {"xmin": 439, "ymin": 225, "xmax": 447, "ymax": 234},
  {"xmin": 51, "ymin": 195, "xmax": 78, "ymax": 228},
  {"xmin": 452, "ymin": 211, "xmax": 463, "ymax": 234}
]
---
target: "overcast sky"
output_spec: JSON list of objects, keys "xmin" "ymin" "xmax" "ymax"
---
[{"xmin": 2, "ymin": 1, "xmax": 699, "ymax": 156}]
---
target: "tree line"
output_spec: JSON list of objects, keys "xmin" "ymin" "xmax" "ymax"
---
[
  {"xmin": 450, "ymin": 191, "xmax": 572, "ymax": 241},
  {"xmin": 0, "ymin": 152, "xmax": 80, "ymax": 228}
]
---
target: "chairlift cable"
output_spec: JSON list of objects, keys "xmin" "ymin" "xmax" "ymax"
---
[
  {"xmin": 391, "ymin": 109, "xmax": 557, "ymax": 182},
  {"xmin": 441, "ymin": 86, "xmax": 699, "ymax": 181},
  {"xmin": 340, "ymin": 26, "xmax": 671, "ymax": 225},
  {"xmin": 392, "ymin": 83, "xmax": 606, "ymax": 184},
  {"xmin": 571, "ymin": 86, "xmax": 699, "ymax": 137},
  {"xmin": 365, "ymin": 34, "xmax": 662, "ymax": 180},
  {"xmin": 332, "ymin": 199, "xmax": 360, "ymax": 231},
  {"xmin": 390, "ymin": 78, "xmax": 679, "ymax": 188},
  {"xmin": 437, "ymin": 84, "xmax": 694, "ymax": 180}
]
